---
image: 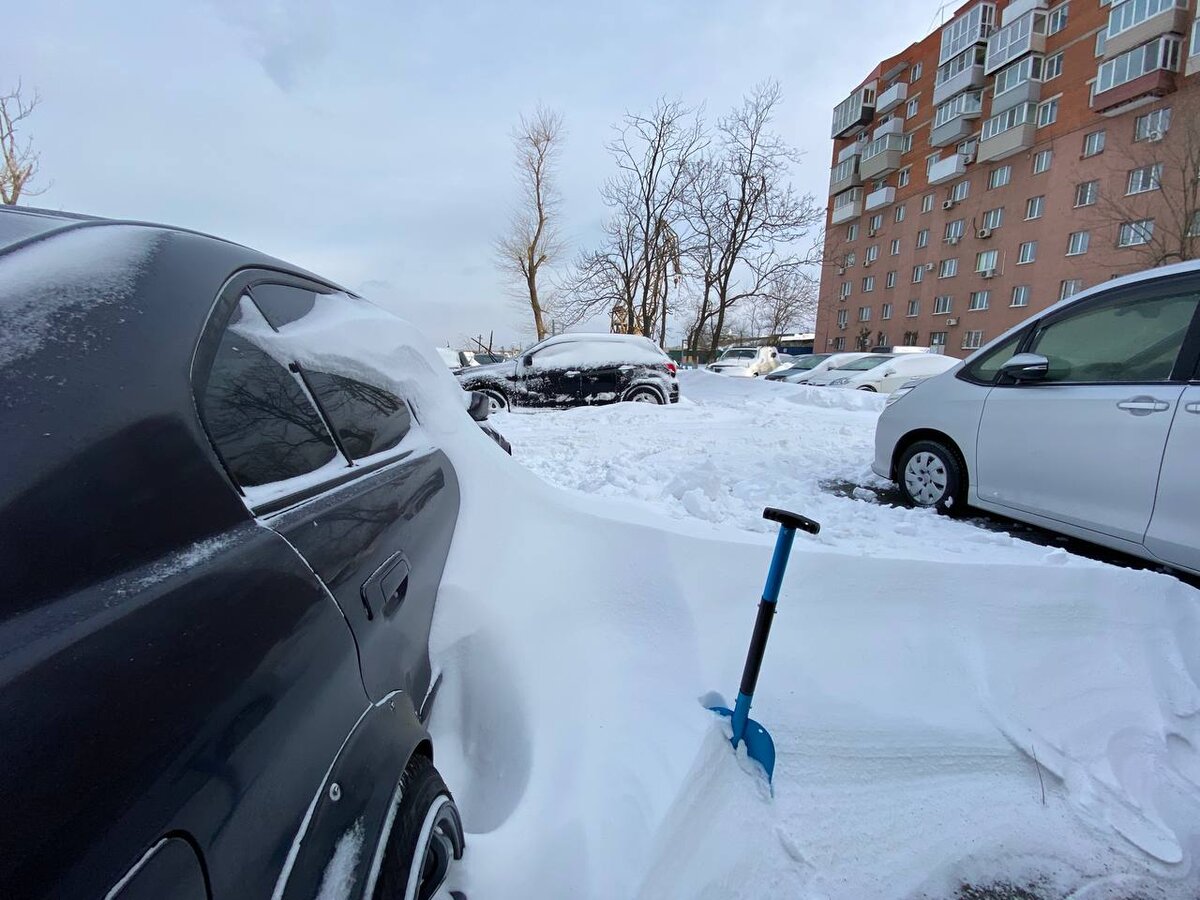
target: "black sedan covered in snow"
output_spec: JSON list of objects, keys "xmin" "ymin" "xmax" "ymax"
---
[
  {"xmin": 458, "ymin": 332, "xmax": 679, "ymax": 411},
  {"xmin": 0, "ymin": 206, "xmax": 485, "ymax": 900}
]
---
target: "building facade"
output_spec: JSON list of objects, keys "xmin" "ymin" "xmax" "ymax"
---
[{"xmin": 815, "ymin": 0, "xmax": 1200, "ymax": 358}]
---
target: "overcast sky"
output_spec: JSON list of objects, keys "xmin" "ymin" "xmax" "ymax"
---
[{"xmin": 9, "ymin": 0, "xmax": 948, "ymax": 347}]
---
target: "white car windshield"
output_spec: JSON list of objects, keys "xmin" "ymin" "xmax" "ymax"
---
[
  {"xmin": 836, "ymin": 355, "xmax": 893, "ymax": 371},
  {"xmin": 791, "ymin": 354, "xmax": 828, "ymax": 370},
  {"xmin": 719, "ymin": 349, "xmax": 757, "ymax": 360}
]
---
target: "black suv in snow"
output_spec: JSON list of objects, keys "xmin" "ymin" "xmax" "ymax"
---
[
  {"xmin": 457, "ymin": 333, "xmax": 679, "ymax": 411},
  {"xmin": 0, "ymin": 206, "xmax": 486, "ymax": 900}
]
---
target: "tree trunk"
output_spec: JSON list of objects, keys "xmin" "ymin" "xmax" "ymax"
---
[{"xmin": 527, "ymin": 271, "xmax": 547, "ymax": 340}]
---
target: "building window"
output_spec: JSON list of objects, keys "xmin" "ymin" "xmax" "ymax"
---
[
  {"xmin": 869, "ymin": 214, "xmax": 884, "ymax": 232},
  {"xmin": 859, "ymin": 306, "xmax": 872, "ymax": 322},
  {"xmin": 837, "ymin": 309, "xmax": 849, "ymax": 328},
  {"xmin": 846, "ymin": 223, "xmax": 859, "ymax": 242},
  {"xmin": 1059, "ymin": 279, "xmax": 1083, "ymax": 300},
  {"xmin": 1127, "ymin": 163, "xmax": 1163, "ymax": 195},
  {"xmin": 866, "ymin": 244, "xmax": 880, "ymax": 262},
  {"xmin": 934, "ymin": 295, "xmax": 953, "ymax": 314},
  {"xmin": 982, "ymin": 207, "xmax": 1004, "ymax": 230},
  {"xmin": 839, "ymin": 281, "xmax": 852, "ymax": 300},
  {"xmin": 895, "ymin": 204, "xmax": 907, "ymax": 223},
  {"xmin": 890, "ymin": 238, "xmax": 901, "ymax": 255},
  {"xmin": 1025, "ymin": 195, "xmax": 1044, "ymax": 219},
  {"xmin": 1046, "ymin": 2, "xmax": 1068, "ymax": 35},
  {"xmin": 911, "ymin": 62, "xmax": 923, "ymax": 82},
  {"xmin": 962, "ymin": 330, "xmax": 984, "ymax": 349},
  {"xmin": 901, "ymin": 132, "xmax": 914, "ymax": 153},
  {"xmin": 1036, "ymin": 97, "xmax": 1059, "ymax": 127},
  {"xmin": 886, "ymin": 271, "xmax": 897, "ymax": 288},
  {"xmin": 1099, "ymin": 37, "xmax": 1184, "ymax": 96},
  {"xmin": 912, "ymin": 265, "xmax": 925, "ymax": 283},
  {"xmin": 863, "ymin": 275, "xmax": 876, "ymax": 292},
  {"xmin": 906, "ymin": 97, "xmax": 920, "ymax": 120},
  {"xmin": 1011, "ymin": 284, "xmax": 1030, "ymax": 307},
  {"xmin": 1082, "ymin": 129, "xmax": 1106, "ymax": 157},
  {"xmin": 1075, "ymin": 180, "xmax": 1099, "ymax": 207},
  {"xmin": 921, "ymin": 192, "xmax": 935, "ymax": 213},
  {"xmin": 832, "ymin": 336, "xmax": 846, "ymax": 350},
  {"xmin": 1189, "ymin": 211, "xmax": 1200, "ymax": 238},
  {"xmin": 1066, "ymin": 231, "xmax": 1090, "ymax": 256},
  {"xmin": 907, "ymin": 298, "xmax": 920, "ymax": 316},
  {"xmin": 1134, "ymin": 107, "xmax": 1172, "ymax": 142},
  {"xmin": 1018, "ymin": 241, "xmax": 1038, "ymax": 264},
  {"xmin": 969, "ymin": 290, "xmax": 990, "ymax": 311},
  {"xmin": 898, "ymin": 167, "xmax": 911, "ymax": 188},
  {"xmin": 916, "ymin": 228, "xmax": 929, "ymax": 248},
  {"xmin": 950, "ymin": 180, "xmax": 970, "ymax": 202},
  {"xmin": 882, "ymin": 302, "xmax": 894, "ymax": 319},
  {"xmin": 988, "ymin": 165, "xmax": 1011, "ymax": 189},
  {"xmin": 1033, "ymin": 149, "xmax": 1053, "ymax": 174},
  {"xmin": 976, "ymin": 250, "xmax": 999, "ymax": 272},
  {"xmin": 930, "ymin": 331, "xmax": 948, "ymax": 349},
  {"xmin": 1118, "ymin": 219, "xmax": 1155, "ymax": 247},
  {"xmin": 945, "ymin": 219, "xmax": 966, "ymax": 242},
  {"xmin": 1042, "ymin": 52, "xmax": 1064, "ymax": 81},
  {"xmin": 1095, "ymin": 29, "xmax": 1106, "ymax": 57},
  {"xmin": 938, "ymin": 258, "xmax": 958, "ymax": 278}
]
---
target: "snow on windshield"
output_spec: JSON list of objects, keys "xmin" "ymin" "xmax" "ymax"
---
[
  {"xmin": 529, "ymin": 338, "xmax": 666, "ymax": 369},
  {"xmin": 0, "ymin": 225, "xmax": 162, "ymax": 369}
]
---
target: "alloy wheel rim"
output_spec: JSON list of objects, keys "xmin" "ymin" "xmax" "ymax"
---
[{"xmin": 904, "ymin": 451, "xmax": 948, "ymax": 506}]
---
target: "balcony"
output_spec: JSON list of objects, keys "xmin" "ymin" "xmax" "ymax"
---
[
  {"xmin": 977, "ymin": 102, "xmax": 1037, "ymax": 162},
  {"xmin": 832, "ymin": 83, "xmax": 877, "ymax": 139},
  {"xmin": 829, "ymin": 156, "xmax": 862, "ymax": 196},
  {"xmin": 876, "ymin": 81, "xmax": 909, "ymax": 114},
  {"xmin": 927, "ymin": 153, "xmax": 969, "ymax": 185},
  {"xmin": 1001, "ymin": 0, "xmax": 1046, "ymax": 25},
  {"xmin": 985, "ymin": 11, "xmax": 1047, "ymax": 74},
  {"xmin": 991, "ymin": 74, "xmax": 1042, "ymax": 115},
  {"xmin": 1105, "ymin": 0, "xmax": 1190, "ymax": 59},
  {"xmin": 1188, "ymin": 20, "xmax": 1200, "ymax": 76},
  {"xmin": 864, "ymin": 186, "xmax": 896, "ymax": 211},
  {"xmin": 1093, "ymin": 68, "xmax": 1178, "ymax": 115},
  {"xmin": 930, "ymin": 91, "xmax": 983, "ymax": 147},
  {"xmin": 1093, "ymin": 36, "xmax": 1183, "ymax": 115},
  {"xmin": 873, "ymin": 116, "xmax": 904, "ymax": 139},
  {"xmin": 860, "ymin": 133, "xmax": 905, "ymax": 179},
  {"xmin": 939, "ymin": 3, "xmax": 996, "ymax": 65},
  {"xmin": 933, "ymin": 49, "xmax": 986, "ymax": 106},
  {"xmin": 830, "ymin": 188, "xmax": 863, "ymax": 225}
]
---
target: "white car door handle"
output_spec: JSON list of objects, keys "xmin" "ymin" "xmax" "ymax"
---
[
  {"xmin": 1117, "ymin": 397, "xmax": 1170, "ymax": 414},
  {"xmin": 1186, "ymin": 402, "xmax": 1200, "ymax": 414},
  {"xmin": 564, "ymin": 370, "xmax": 581, "ymax": 377}
]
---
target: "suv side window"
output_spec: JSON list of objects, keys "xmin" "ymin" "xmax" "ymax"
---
[
  {"xmin": 202, "ymin": 296, "xmax": 339, "ymax": 489},
  {"xmin": 1028, "ymin": 287, "xmax": 1199, "ymax": 384}
]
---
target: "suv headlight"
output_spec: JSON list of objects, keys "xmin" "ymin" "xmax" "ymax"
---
[{"xmin": 828, "ymin": 377, "xmax": 850, "ymax": 386}]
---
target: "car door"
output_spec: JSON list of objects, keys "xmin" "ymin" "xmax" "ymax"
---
[
  {"xmin": 975, "ymin": 275, "xmax": 1199, "ymax": 543},
  {"xmin": 1144, "ymin": 358, "xmax": 1200, "ymax": 573},
  {"xmin": 576, "ymin": 340, "xmax": 627, "ymax": 404},
  {"xmin": 520, "ymin": 343, "xmax": 582, "ymax": 407},
  {"xmin": 875, "ymin": 357, "xmax": 919, "ymax": 392},
  {"xmin": 208, "ymin": 280, "xmax": 460, "ymax": 704}
]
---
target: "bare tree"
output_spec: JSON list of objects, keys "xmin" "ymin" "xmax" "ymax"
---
[
  {"xmin": 744, "ymin": 267, "xmax": 819, "ymax": 339},
  {"xmin": 1, "ymin": 82, "xmax": 44, "ymax": 206},
  {"xmin": 681, "ymin": 82, "xmax": 822, "ymax": 355},
  {"xmin": 496, "ymin": 106, "xmax": 565, "ymax": 341},
  {"xmin": 1094, "ymin": 94, "xmax": 1200, "ymax": 268}
]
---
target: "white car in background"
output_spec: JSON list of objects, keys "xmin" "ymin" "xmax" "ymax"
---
[
  {"xmin": 777, "ymin": 351, "xmax": 878, "ymax": 384},
  {"xmin": 824, "ymin": 353, "xmax": 960, "ymax": 393},
  {"xmin": 873, "ymin": 261, "xmax": 1200, "ymax": 576},
  {"xmin": 707, "ymin": 346, "xmax": 779, "ymax": 376}
]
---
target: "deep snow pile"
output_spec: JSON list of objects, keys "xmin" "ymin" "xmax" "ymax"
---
[{"xmin": 295, "ymin": 307, "xmax": 1200, "ymax": 900}]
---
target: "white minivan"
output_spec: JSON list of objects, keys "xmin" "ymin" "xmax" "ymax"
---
[{"xmin": 873, "ymin": 261, "xmax": 1200, "ymax": 576}]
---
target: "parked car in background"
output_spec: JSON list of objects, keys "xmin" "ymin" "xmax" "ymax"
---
[
  {"xmin": 765, "ymin": 353, "xmax": 831, "ymax": 381},
  {"xmin": 459, "ymin": 332, "xmax": 679, "ymax": 410},
  {"xmin": 825, "ymin": 353, "xmax": 960, "ymax": 393},
  {"xmin": 778, "ymin": 351, "xmax": 879, "ymax": 384},
  {"xmin": 467, "ymin": 350, "xmax": 508, "ymax": 365},
  {"xmin": 874, "ymin": 261, "xmax": 1200, "ymax": 576},
  {"xmin": 803, "ymin": 354, "xmax": 895, "ymax": 387},
  {"xmin": 437, "ymin": 346, "xmax": 464, "ymax": 372},
  {"xmin": 0, "ymin": 205, "xmax": 479, "ymax": 899},
  {"xmin": 707, "ymin": 346, "xmax": 779, "ymax": 377}
]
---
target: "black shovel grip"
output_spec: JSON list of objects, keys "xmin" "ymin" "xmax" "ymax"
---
[{"xmin": 763, "ymin": 507, "xmax": 821, "ymax": 535}]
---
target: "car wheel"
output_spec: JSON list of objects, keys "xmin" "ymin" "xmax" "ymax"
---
[
  {"xmin": 479, "ymin": 389, "xmax": 508, "ymax": 413},
  {"xmin": 373, "ymin": 756, "xmax": 465, "ymax": 900},
  {"xmin": 898, "ymin": 440, "xmax": 966, "ymax": 516},
  {"xmin": 856, "ymin": 385, "xmax": 877, "ymax": 392},
  {"xmin": 626, "ymin": 387, "xmax": 664, "ymax": 404}
]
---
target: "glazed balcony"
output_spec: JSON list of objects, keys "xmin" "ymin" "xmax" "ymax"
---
[
  {"xmin": 832, "ymin": 83, "xmax": 877, "ymax": 139},
  {"xmin": 927, "ymin": 153, "xmax": 969, "ymax": 185},
  {"xmin": 876, "ymin": 81, "xmax": 909, "ymax": 114},
  {"xmin": 933, "ymin": 46, "xmax": 987, "ymax": 105},
  {"xmin": 1104, "ymin": 0, "xmax": 1190, "ymax": 59},
  {"xmin": 860, "ymin": 132, "xmax": 905, "ymax": 180},
  {"xmin": 930, "ymin": 90, "xmax": 983, "ymax": 147},
  {"xmin": 990, "ymin": 55, "xmax": 1044, "ymax": 115},
  {"xmin": 1092, "ymin": 67, "xmax": 1178, "ymax": 116},
  {"xmin": 864, "ymin": 185, "xmax": 896, "ymax": 211},
  {"xmin": 830, "ymin": 188, "xmax": 863, "ymax": 226},
  {"xmin": 1093, "ymin": 36, "xmax": 1183, "ymax": 115},
  {"xmin": 977, "ymin": 102, "xmax": 1037, "ymax": 162},
  {"xmin": 829, "ymin": 156, "xmax": 862, "ymax": 196},
  {"xmin": 985, "ymin": 10, "xmax": 1047, "ymax": 75}
]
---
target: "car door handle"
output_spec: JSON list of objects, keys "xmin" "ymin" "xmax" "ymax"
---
[
  {"xmin": 1116, "ymin": 397, "xmax": 1170, "ymax": 415},
  {"xmin": 619, "ymin": 365, "xmax": 635, "ymax": 371},
  {"xmin": 361, "ymin": 552, "xmax": 411, "ymax": 621},
  {"xmin": 1186, "ymin": 402, "xmax": 1200, "ymax": 414},
  {"xmin": 564, "ymin": 370, "xmax": 581, "ymax": 377}
]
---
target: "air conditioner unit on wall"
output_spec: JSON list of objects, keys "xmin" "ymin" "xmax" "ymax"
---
[
  {"xmin": 977, "ymin": 228, "xmax": 992, "ymax": 239},
  {"xmin": 981, "ymin": 268, "xmax": 997, "ymax": 279},
  {"xmin": 837, "ymin": 267, "xmax": 846, "ymax": 275},
  {"xmin": 946, "ymin": 235, "xmax": 960, "ymax": 245},
  {"xmin": 924, "ymin": 262, "xmax": 936, "ymax": 271},
  {"xmin": 868, "ymin": 228, "xmax": 878, "ymax": 237},
  {"xmin": 947, "ymin": 317, "xmax": 959, "ymax": 326},
  {"xmin": 942, "ymin": 199, "xmax": 956, "ymax": 210},
  {"xmin": 1147, "ymin": 130, "xmax": 1164, "ymax": 143}
]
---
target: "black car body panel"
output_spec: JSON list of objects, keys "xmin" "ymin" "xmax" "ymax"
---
[
  {"xmin": 0, "ymin": 208, "xmax": 465, "ymax": 898},
  {"xmin": 458, "ymin": 335, "xmax": 679, "ymax": 409}
]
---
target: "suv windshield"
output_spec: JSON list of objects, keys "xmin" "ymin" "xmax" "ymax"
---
[
  {"xmin": 790, "ymin": 354, "xmax": 828, "ymax": 370},
  {"xmin": 837, "ymin": 355, "xmax": 893, "ymax": 371},
  {"xmin": 719, "ymin": 348, "xmax": 757, "ymax": 360}
]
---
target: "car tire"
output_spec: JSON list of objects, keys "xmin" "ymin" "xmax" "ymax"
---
[
  {"xmin": 479, "ymin": 389, "xmax": 508, "ymax": 413},
  {"xmin": 897, "ymin": 439, "xmax": 967, "ymax": 517},
  {"xmin": 373, "ymin": 755, "xmax": 465, "ymax": 900},
  {"xmin": 625, "ymin": 387, "xmax": 664, "ymax": 404}
]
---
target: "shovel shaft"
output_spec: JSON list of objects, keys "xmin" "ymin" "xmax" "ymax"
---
[{"xmin": 737, "ymin": 599, "xmax": 777, "ymax": 699}]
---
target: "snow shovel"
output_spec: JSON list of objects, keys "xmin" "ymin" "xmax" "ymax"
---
[{"xmin": 710, "ymin": 507, "xmax": 820, "ymax": 785}]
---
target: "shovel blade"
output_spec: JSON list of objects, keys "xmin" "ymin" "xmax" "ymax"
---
[{"xmin": 708, "ymin": 706, "xmax": 775, "ymax": 784}]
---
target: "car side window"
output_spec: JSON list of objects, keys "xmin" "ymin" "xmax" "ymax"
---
[
  {"xmin": 962, "ymin": 332, "xmax": 1023, "ymax": 384},
  {"xmin": 1028, "ymin": 287, "xmax": 1199, "ymax": 384},
  {"xmin": 202, "ymin": 296, "xmax": 339, "ymax": 489},
  {"xmin": 250, "ymin": 282, "xmax": 319, "ymax": 328},
  {"xmin": 302, "ymin": 370, "xmax": 412, "ymax": 459}
]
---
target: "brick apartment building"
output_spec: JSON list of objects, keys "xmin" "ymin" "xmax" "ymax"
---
[{"xmin": 814, "ymin": 0, "xmax": 1200, "ymax": 358}]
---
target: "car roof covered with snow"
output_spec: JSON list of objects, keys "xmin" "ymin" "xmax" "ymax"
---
[{"xmin": 526, "ymin": 332, "xmax": 665, "ymax": 353}]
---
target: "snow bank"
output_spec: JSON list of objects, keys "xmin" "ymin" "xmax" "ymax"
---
[{"xmin": 275, "ymin": 302, "xmax": 1200, "ymax": 897}]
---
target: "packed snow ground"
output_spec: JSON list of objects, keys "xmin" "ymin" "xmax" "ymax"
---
[{"xmin": 422, "ymin": 369, "xmax": 1200, "ymax": 899}]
